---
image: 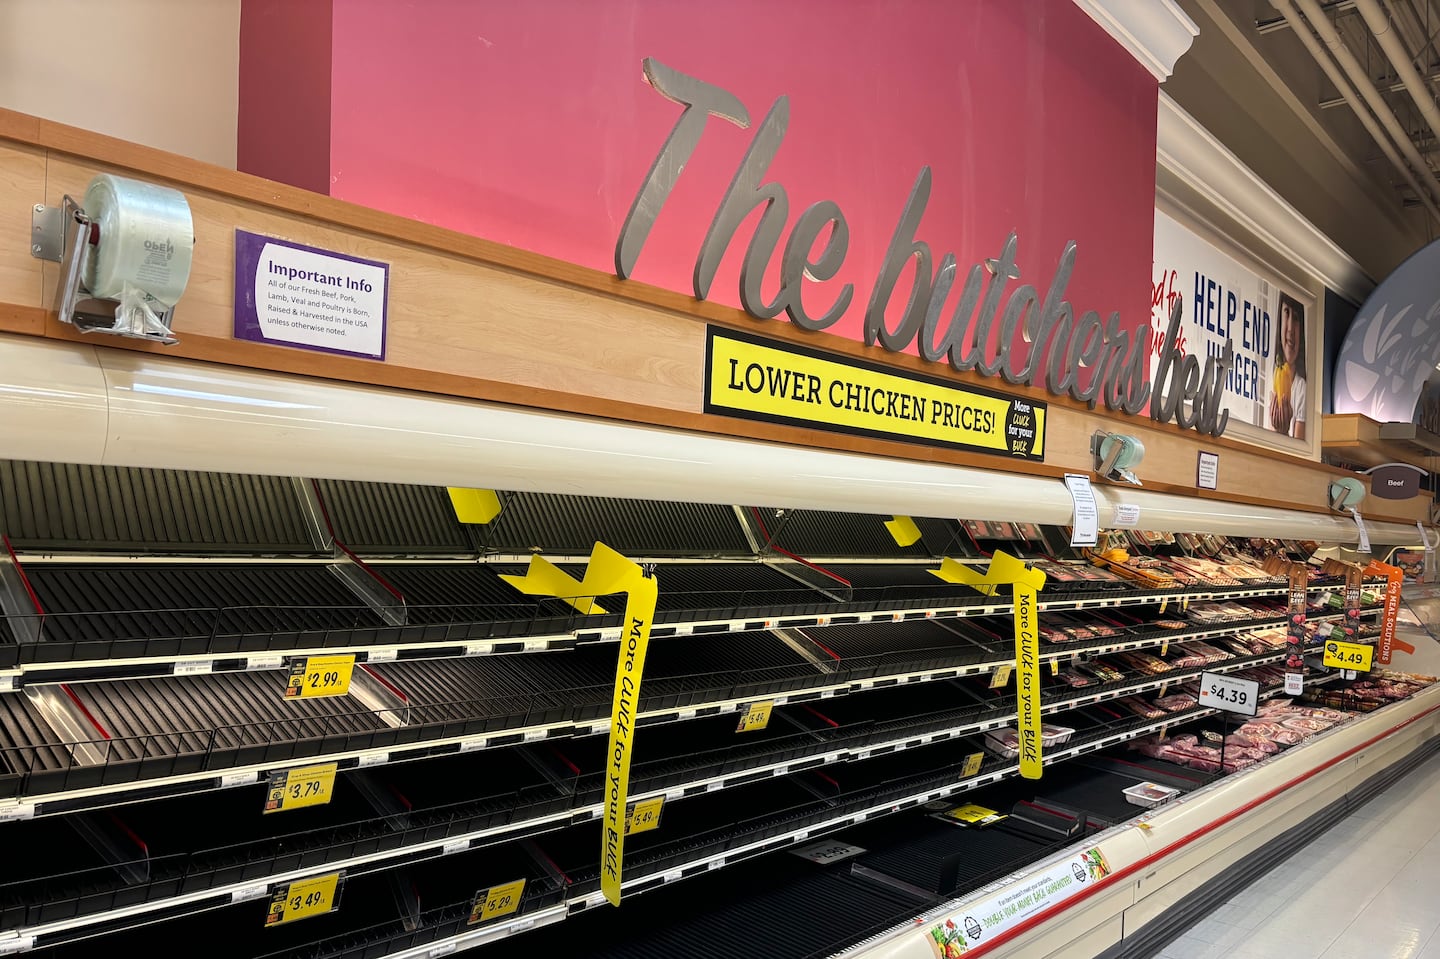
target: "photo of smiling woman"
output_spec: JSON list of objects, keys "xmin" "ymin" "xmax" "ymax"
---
[{"xmin": 1268, "ymin": 293, "xmax": 1307, "ymax": 440}]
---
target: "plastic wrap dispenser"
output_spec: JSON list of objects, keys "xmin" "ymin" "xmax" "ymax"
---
[
  {"xmin": 1091, "ymin": 431, "xmax": 1146, "ymax": 486},
  {"xmin": 30, "ymin": 175, "xmax": 195, "ymax": 346}
]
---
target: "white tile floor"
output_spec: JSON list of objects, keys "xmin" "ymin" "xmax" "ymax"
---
[{"xmin": 1153, "ymin": 748, "xmax": 1440, "ymax": 959}]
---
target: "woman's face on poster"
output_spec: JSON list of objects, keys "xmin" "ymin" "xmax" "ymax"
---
[{"xmin": 1281, "ymin": 303, "xmax": 1302, "ymax": 367}]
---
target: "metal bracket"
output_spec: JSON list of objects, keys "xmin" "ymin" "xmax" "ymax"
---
[{"xmin": 30, "ymin": 203, "xmax": 63, "ymax": 261}]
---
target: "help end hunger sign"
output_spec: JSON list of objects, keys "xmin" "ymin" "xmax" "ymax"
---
[{"xmin": 234, "ymin": 229, "xmax": 389, "ymax": 360}]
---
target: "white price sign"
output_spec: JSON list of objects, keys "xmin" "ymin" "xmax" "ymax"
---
[
  {"xmin": 1197, "ymin": 671, "xmax": 1259, "ymax": 717},
  {"xmin": 1064, "ymin": 474, "xmax": 1099, "ymax": 547}
]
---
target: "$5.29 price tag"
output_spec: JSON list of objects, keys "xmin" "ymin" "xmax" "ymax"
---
[
  {"xmin": 735, "ymin": 700, "xmax": 774, "ymax": 733},
  {"xmin": 265, "ymin": 872, "xmax": 341, "ymax": 926},
  {"xmin": 625, "ymin": 796, "xmax": 665, "ymax": 835},
  {"xmin": 264, "ymin": 762, "xmax": 337, "ymax": 813},
  {"xmin": 1323, "ymin": 639, "xmax": 1373, "ymax": 672},
  {"xmin": 467, "ymin": 878, "xmax": 526, "ymax": 925},
  {"xmin": 1196, "ymin": 671, "xmax": 1259, "ymax": 717},
  {"xmin": 285, "ymin": 654, "xmax": 355, "ymax": 699}
]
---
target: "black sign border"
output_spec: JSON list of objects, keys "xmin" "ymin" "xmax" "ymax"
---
[{"xmin": 702, "ymin": 326, "xmax": 1047, "ymax": 462}]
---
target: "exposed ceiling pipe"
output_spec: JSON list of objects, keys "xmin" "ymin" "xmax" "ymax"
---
[
  {"xmin": 1357, "ymin": 0, "xmax": 1440, "ymax": 169},
  {"xmin": 1276, "ymin": 0, "xmax": 1440, "ymax": 222}
]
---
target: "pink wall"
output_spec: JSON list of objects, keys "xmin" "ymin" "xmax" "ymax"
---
[
  {"xmin": 238, "ymin": 0, "xmax": 333, "ymax": 195},
  {"xmin": 246, "ymin": 0, "xmax": 1158, "ymax": 354}
]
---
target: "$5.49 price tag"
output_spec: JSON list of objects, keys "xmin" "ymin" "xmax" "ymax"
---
[
  {"xmin": 735, "ymin": 700, "xmax": 774, "ymax": 733},
  {"xmin": 625, "ymin": 796, "xmax": 665, "ymax": 835},
  {"xmin": 467, "ymin": 878, "xmax": 526, "ymax": 925},
  {"xmin": 265, "ymin": 872, "xmax": 341, "ymax": 926},
  {"xmin": 1196, "ymin": 671, "xmax": 1259, "ymax": 717},
  {"xmin": 264, "ymin": 762, "xmax": 337, "ymax": 813},
  {"xmin": 285, "ymin": 654, "xmax": 355, "ymax": 699},
  {"xmin": 1323, "ymin": 639, "xmax": 1373, "ymax": 672}
]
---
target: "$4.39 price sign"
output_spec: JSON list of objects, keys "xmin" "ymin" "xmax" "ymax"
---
[
  {"xmin": 264, "ymin": 762, "xmax": 337, "ymax": 813},
  {"xmin": 285, "ymin": 654, "xmax": 355, "ymax": 699},
  {"xmin": 265, "ymin": 872, "xmax": 341, "ymax": 926},
  {"xmin": 1323, "ymin": 639, "xmax": 1373, "ymax": 672},
  {"xmin": 467, "ymin": 878, "xmax": 526, "ymax": 926},
  {"xmin": 1197, "ymin": 671, "xmax": 1259, "ymax": 717}
]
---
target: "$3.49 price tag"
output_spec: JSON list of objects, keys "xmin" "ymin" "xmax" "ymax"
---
[
  {"xmin": 264, "ymin": 762, "xmax": 337, "ymax": 813},
  {"xmin": 467, "ymin": 878, "xmax": 526, "ymax": 925},
  {"xmin": 1196, "ymin": 671, "xmax": 1259, "ymax": 717},
  {"xmin": 265, "ymin": 872, "xmax": 341, "ymax": 926},
  {"xmin": 625, "ymin": 796, "xmax": 665, "ymax": 835},
  {"xmin": 735, "ymin": 700, "xmax": 774, "ymax": 733},
  {"xmin": 285, "ymin": 654, "xmax": 355, "ymax": 699},
  {"xmin": 1323, "ymin": 639, "xmax": 1373, "ymax": 672}
]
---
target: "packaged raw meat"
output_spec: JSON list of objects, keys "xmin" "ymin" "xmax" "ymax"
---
[
  {"xmin": 1116, "ymin": 697, "xmax": 1167, "ymax": 719},
  {"xmin": 1153, "ymin": 693, "xmax": 1198, "ymax": 713},
  {"xmin": 1055, "ymin": 670, "xmax": 1094, "ymax": 687}
]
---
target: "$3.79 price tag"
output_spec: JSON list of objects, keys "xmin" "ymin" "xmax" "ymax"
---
[
  {"xmin": 467, "ymin": 878, "xmax": 526, "ymax": 925},
  {"xmin": 625, "ymin": 795, "xmax": 665, "ymax": 835},
  {"xmin": 735, "ymin": 700, "xmax": 774, "ymax": 733},
  {"xmin": 1323, "ymin": 639, "xmax": 1373, "ymax": 672},
  {"xmin": 1196, "ymin": 671, "xmax": 1259, "ymax": 717},
  {"xmin": 265, "ymin": 872, "xmax": 341, "ymax": 926},
  {"xmin": 264, "ymin": 762, "xmax": 337, "ymax": 813},
  {"xmin": 285, "ymin": 654, "xmax": 355, "ymax": 699}
]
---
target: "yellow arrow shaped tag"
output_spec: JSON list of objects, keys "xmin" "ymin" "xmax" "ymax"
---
[
  {"xmin": 884, "ymin": 515, "xmax": 922, "ymax": 547},
  {"xmin": 501, "ymin": 555, "xmax": 608, "ymax": 615},
  {"xmin": 447, "ymin": 488, "xmax": 502, "ymax": 525}
]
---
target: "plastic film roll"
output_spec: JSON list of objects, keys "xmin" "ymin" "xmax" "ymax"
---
[{"xmin": 82, "ymin": 174, "xmax": 194, "ymax": 307}]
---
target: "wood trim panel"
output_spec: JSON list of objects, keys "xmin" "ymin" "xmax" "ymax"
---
[{"xmin": 0, "ymin": 107, "xmax": 1396, "ymax": 525}]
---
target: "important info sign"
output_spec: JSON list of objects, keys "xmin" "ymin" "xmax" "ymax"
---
[{"xmin": 233, "ymin": 229, "xmax": 389, "ymax": 360}]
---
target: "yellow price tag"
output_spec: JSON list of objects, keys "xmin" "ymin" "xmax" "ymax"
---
[
  {"xmin": 1160, "ymin": 640, "xmax": 1169, "ymax": 657},
  {"xmin": 736, "ymin": 701, "xmax": 774, "ymax": 733},
  {"xmin": 264, "ymin": 762, "xmax": 337, "ymax": 813},
  {"xmin": 943, "ymin": 803, "xmax": 1005, "ymax": 825},
  {"xmin": 467, "ymin": 878, "xmax": 526, "ymax": 925},
  {"xmin": 625, "ymin": 796, "xmax": 665, "ymax": 835},
  {"xmin": 1323, "ymin": 639, "xmax": 1373, "ymax": 672},
  {"xmin": 265, "ymin": 872, "xmax": 340, "ymax": 926},
  {"xmin": 989, "ymin": 664, "xmax": 1013, "ymax": 689},
  {"xmin": 961, "ymin": 752, "xmax": 983, "ymax": 777},
  {"xmin": 1182, "ymin": 597, "xmax": 1190, "ymax": 612},
  {"xmin": 285, "ymin": 654, "xmax": 355, "ymax": 699},
  {"xmin": 1159, "ymin": 597, "xmax": 1168, "ymax": 614},
  {"xmin": 1158, "ymin": 683, "xmax": 1169, "ymax": 699},
  {"xmin": 1049, "ymin": 659, "xmax": 1059, "ymax": 676}
]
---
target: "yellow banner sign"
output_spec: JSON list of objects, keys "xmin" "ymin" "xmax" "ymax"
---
[
  {"xmin": 265, "ymin": 872, "xmax": 341, "ymax": 926},
  {"xmin": 264, "ymin": 762, "xmax": 337, "ymax": 813},
  {"xmin": 285, "ymin": 654, "xmax": 354, "ymax": 699},
  {"xmin": 467, "ymin": 878, "xmax": 526, "ymax": 925},
  {"xmin": 505, "ymin": 542, "xmax": 657, "ymax": 908},
  {"xmin": 705, "ymin": 329, "xmax": 1046, "ymax": 460},
  {"xmin": 625, "ymin": 795, "xmax": 665, "ymax": 835}
]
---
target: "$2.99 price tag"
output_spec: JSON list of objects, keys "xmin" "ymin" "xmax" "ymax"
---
[
  {"xmin": 264, "ymin": 762, "xmax": 337, "ymax": 813},
  {"xmin": 265, "ymin": 872, "xmax": 341, "ymax": 926},
  {"xmin": 1323, "ymin": 639, "xmax": 1373, "ymax": 672},
  {"xmin": 1196, "ymin": 671, "xmax": 1259, "ymax": 717},
  {"xmin": 625, "ymin": 796, "xmax": 665, "ymax": 835},
  {"xmin": 467, "ymin": 878, "xmax": 526, "ymax": 925},
  {"xmin": 735, "ymin": 700, "xmax": 774, "ymax": 733},
  {"xmin": 285, "ymin": 654, "xmax": 355, "ymax": 699}
]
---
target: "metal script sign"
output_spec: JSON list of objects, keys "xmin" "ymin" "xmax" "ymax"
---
[
  {"xmin": 705, "ymin": 328, "xmax": 1045, "ymax": 460},
  {"xmin": 616, "ymin": 58, "xmax": 1236, "ymax": 438}
]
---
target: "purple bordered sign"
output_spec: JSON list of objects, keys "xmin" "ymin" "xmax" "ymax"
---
[{"xmin": 233, "ymin": 229, "xmax": 389, "ymax": 361}]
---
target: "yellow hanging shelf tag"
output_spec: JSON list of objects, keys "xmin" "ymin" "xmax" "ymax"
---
[
  {"xmin": 501, "ymin": 555, "xmax": 608, "ymax": 615},
  {"xmin": 884, "ymin": 515, "xmax": 923, "ymax": 547},
  {"xmin": 447, "ymin": 488, "xmax": 502, "ymax": 525}
]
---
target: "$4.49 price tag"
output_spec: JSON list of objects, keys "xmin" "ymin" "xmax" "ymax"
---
[
  {"xmin": 1323, "ymin": 639, "xmax": 1373, "ymax": 672},
  {"xmin": 1196, "ymin": 671, "xmax": 1259, "ymax": 717},
  {"xmin": 285, "ymin": 654, "xmax": 355, "ymax": 699},
  {"xmin": 467, "ymin": 878, "xmax": 526, "ymax": 925},
  {"xmin": 735, "ymin": 700, "xmax": 774, "ymax": 733},
  {"xmin": 625, "ymin": 796, "xmax": 665, "ymax": 835},
  {"xmin": 265, "ymin": 872, "xmax": 341, "ymax": 926},
  {"xmin": 264, "ymin": 762, "xmax": 337, "ymax": 813}
]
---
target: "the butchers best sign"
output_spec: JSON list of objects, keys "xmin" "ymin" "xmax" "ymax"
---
[{"xmin": 616, "ymin": 58, "xmax": 1242, "ymax": 441}]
